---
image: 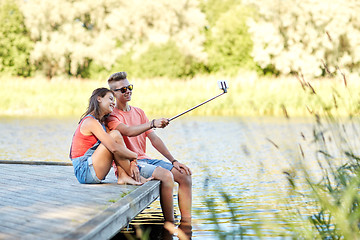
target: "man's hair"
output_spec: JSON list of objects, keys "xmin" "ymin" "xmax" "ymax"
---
[{"xmin": 107, "ymin": 72, "xmax": 127, "ymax": 83}]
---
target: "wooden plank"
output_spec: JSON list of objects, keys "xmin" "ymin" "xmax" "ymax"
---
[
  {"xmin": 0, "ymin": 160, "xmax": 72, "ymax": 166},
  {"xmin": 0, "ymin": 164, "xmax": 160, "ymax": 240},
  {"xmin": 63, "ymin": 180, "xmax": 160, "ymax": 240}
]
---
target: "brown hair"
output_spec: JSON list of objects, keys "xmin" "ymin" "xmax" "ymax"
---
[
  {"xmin": 107, "ymin": 72, "xmax": 127, "ymax": 84},
  {"xmin": 80, "ymin": 88, "xmax": 114, "ymax": 123}
]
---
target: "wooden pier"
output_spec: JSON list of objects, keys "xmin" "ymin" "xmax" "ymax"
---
[{"xmin": 0, "ymin": 161, "xmax": 160, "ymax": 240}]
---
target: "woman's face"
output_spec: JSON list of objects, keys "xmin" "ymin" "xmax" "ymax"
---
[{"xmin": 98, "ymin": 92, "xmax": 115, "ymax": 115}]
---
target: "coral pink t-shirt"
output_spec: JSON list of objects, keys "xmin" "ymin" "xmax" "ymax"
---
[{"xmin": 106, "ymin": 106, "xmax": 153, "ymax": 160}]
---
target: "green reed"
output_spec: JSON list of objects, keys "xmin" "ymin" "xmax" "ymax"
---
[
  {"xmin": 280, "ymin": 73, "xmax": 360, "ymax": 239},
  {"xmin": 198, "ymin": 72, "xmax": 360, "ymax": 239},
  {"xmin": 2, "ymin": 75, "xmax": 360, "ymax": 118}
]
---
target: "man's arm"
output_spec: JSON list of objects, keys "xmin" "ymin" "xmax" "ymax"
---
[
  {"xmin": 148, "ymin": 132, "xmax": 192, "ymax": 175},
  {"xmin": 116, "ymin": 118, "xmax": 169, "ymax": 137},
  {"xmin": 147, "ymin": 131, "xmax": 176, "ymax": 162},
  {"xmin": 116, "ymin": 121, "xmax": 152, "ymax": 137}
]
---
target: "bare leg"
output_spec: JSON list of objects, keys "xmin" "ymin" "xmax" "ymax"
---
[
  {"xmin": 109, "ymin": 130, "xmax": 143, "ymax": 185},
  {"xmin": 152, "ymin": 167, "xmax": 175, "ymax": 222},
  {"xmin": 171, "ymin": 168, "xmax": 192, "ymax": 222},
  {"xmin": 91, "ymin": 143, "xmax": 114, "ymax": 180},
  {"xmin": 92, "ymin": 130, "xmax": 141, "ymax": 185},
  {"xmin": 116, "ymin": 164, "xmax": 142, "ymax": 185}
]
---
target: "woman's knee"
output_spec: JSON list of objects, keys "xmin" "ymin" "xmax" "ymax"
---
[{"xmin": 109, "ymin": 130, "xmax": 124, "ymax": 143}]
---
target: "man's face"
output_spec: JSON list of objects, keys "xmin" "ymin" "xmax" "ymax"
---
[{"xmin": 110, "ymin": 79, "xmax": 133, "ymax": 103}]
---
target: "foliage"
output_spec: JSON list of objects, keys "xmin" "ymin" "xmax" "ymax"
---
[
  {"xmin": 20, "ymin": 0, "xmax": 120, "ymax": 78},
  {"xmin": 244, "ymin": 0, "xmax": 360, "ymax": 78},
  {"xmin": 0, "ymin": 0, "xmax": 33, "ymax": 77},
  {"xmin": 113, "ymin": 41, "xmax": 204, "ymax": 79},
  {"xmin": 19, "ymin": 0, "xmax": 207, "ymax": 78},
  {"xmin": 200, "ymin": 0, "xmax": 257, "ymax": 75},
  {"xmin": 3, "ymin": 0, "xmax": 360, "ymax": 79}
]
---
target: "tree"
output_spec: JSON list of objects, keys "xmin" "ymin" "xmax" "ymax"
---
[
  {"xmin": 114, "ymin": 41, "xmax": 203, "ymax": 78},
  {"xmin": 201, "ymin": 0, "xmax": 256, "ymax": 75},
  {"xmin": 20, "ymin": 0, "xmax": 207, "ymax": 78},
  {"xmin": 0, "ymin": 0, "xmax": 33, "ymax": 77},
  {"xmin": 245, "ymin": 0, "xmax": 360, "ymax": 77}
]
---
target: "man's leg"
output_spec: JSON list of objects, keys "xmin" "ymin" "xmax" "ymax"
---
[
  {"xmin": 152, "ymin": 167, "xmax": 175, "ymax": 222},
  {"xmin": 171, "ymin": 168, "xmax": 192, "ymax": 222}
]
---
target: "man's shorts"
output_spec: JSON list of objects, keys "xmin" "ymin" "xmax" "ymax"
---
[
  {"xmin": 137, "ymin": 158, "xmax": 173, "ymax": 179},
  {"xmin": 71, "ymin": 142, "xmax": 102, "ymax": 184}
]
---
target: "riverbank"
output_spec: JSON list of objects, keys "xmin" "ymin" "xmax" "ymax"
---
[{"xmin": 1, "ymin": 74, "xmax": 358, "ymax": 118}]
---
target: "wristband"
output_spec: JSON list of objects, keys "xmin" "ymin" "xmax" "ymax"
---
[
  {"xmin": 150, "ymin": 119, "xmax": 155, "ymax": 129},
  {"xmin": 172, "ymin": 160, "xmax": 178, "ymax": 164}
]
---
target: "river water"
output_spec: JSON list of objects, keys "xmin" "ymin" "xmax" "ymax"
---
[{"xmin": 0, "ymin": 116, "xmax": 325, "ymax": 239}]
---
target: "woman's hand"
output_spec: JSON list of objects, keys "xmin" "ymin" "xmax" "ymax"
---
[{"xmin": 130, "ymin": 161, "xmax": 140, "ymax": 182}]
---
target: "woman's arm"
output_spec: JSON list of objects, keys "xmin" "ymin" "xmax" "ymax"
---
[{"xmin": 82, "ymin": 118, "xmax": 137, "ymax": 160}]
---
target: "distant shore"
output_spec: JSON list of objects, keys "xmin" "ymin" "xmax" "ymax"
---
[{"xmin": 0, "ymin": 74, "xmax": 357, "ymax": 118}]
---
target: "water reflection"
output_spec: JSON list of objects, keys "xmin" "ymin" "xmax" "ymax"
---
[
  {"xmin": 0, "ymin": 116, "xmax": 321, "ymax": 239},
  {"xmin": 0, "ymin": 117, "xmax": 76, "ymax": 162},
  {"xmin": 114, "ymin": 202, "xmax": 192, "ymax": 240}
]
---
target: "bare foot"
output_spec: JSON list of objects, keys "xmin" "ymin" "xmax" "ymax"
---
[
  {"xmin": 179, "ymin": 221, "xmax": 192, "ymax": 239},
  {"xmin": 164, "ymin": 221, "xmax": 189, "ymax": 240},
  {"xmin": 117, "ymin": 173, "xmax": 142, "ymax": 185},
  {"xmin": 140, "ymin": 176, "xmax": 154, "ymax": 183}
]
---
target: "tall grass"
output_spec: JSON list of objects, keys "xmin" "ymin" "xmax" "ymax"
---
[
  {"xmin": 0, "ymin": 77, "xmax": 102, "ymax": 117},
  {"xmin": 200, "ymin": 72, "xmax": 360, "ymax": 239},
  {"xmin": 2, "ymin": 74, "xmax": 360, "ymax": 118},
  {"xmin": 280, "ymin": 73, "xmax": 360, "ymax": 239}
]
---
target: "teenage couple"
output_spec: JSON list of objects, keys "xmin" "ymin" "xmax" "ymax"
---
[{"xmin": 69, "ymin": 72, "xmax": 192, "ymax": 224}]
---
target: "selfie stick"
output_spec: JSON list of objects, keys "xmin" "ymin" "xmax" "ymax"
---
[{"xmin": 168, "ymin": 80, "xmax": 228, "ymax": 122}]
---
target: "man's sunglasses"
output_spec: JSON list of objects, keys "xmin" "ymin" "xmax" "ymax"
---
[{"xmin": 113, "ymin": 84, "xmax": 133, "ymax": 93}]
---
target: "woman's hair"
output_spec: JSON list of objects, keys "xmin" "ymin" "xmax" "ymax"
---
[{"xmin": 80, "ymin": 88, "xmax": 113, "ymax": 123}]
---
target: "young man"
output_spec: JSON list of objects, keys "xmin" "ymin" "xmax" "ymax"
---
[{"xmin": 106, "ymin": 72, "xmax": 192, "ymax": 224}]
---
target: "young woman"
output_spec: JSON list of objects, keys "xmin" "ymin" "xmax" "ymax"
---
[{"xmin": 69, "ymin": 88, "xmax": 142, "ymax": 185}]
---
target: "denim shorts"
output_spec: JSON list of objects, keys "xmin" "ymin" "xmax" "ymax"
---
[
  {"xmin": 71, "ymin": 142, "xmax": 102, "ymax": 184},
  {"xmin": 137, "ymin": 158, "xmax": 173, "ymax": 178}
]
